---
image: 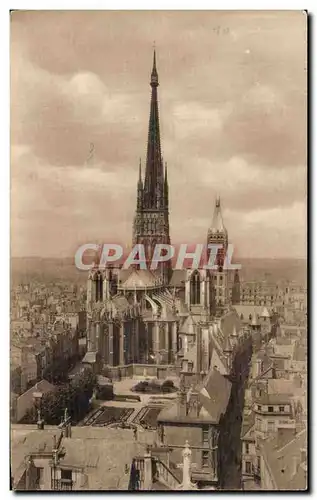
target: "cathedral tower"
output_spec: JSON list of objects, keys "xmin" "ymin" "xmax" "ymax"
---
[
  {"xmin": 133, "ymin": 50, "xmax": 171, "ymax": 283},
  {"xmin": 207, "ymin": 197, "xmax": 229, "ymax": 316}
]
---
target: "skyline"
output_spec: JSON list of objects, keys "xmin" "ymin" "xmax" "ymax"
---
[{"xmin": 11, "ymin": 11, "xmax": 307, "ymax": 259}]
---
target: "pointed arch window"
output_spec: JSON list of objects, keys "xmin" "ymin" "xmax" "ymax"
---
[
  {"xmin": 95, "ymin": 272, "xmax": 103, "ymax": 302},
  {"xmin": 190, "ymin": 271, "xmax": 201, "ymax": 305}
]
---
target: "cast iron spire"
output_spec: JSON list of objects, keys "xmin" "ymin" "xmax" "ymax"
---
[{"xmin": 143, "ymin": 50, "xmax": 164, "ymax": 209}]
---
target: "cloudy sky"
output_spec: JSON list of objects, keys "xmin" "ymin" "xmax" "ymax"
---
[{"xmin": 11, "ymin": 10, "xmax": 307, "ymax": 259}]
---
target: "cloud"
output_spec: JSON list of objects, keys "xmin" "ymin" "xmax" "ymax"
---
[{"xmin": 10, "ymin": 11, "xmax": 307, "ymax": 259}]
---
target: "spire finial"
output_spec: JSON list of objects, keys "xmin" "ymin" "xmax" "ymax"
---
[
  {"xmin": 216, "ymin": 195, "xmax": 220, "ymax": 208},
  {"xmin": 151, "ymin": 46, "xmax": 159, "ymax": 87}
]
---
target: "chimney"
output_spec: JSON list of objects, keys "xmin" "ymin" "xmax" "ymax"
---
[
  {"xmin": 37, "ymin": 409, "xmax": 44, "ymax": 430},
  {"xmin": 63, "ymin": 408, "xmax": 72, "ymax": 438},
  {"xmin": 52, "ymin": 435, "xmax": 59, "ymax": 466},
  {"xmin": 143, "ymin": 446, "xmax": 152, "ymax": 490}
]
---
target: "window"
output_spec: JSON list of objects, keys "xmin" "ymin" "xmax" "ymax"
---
[
  {"xmin": 257, "ymin": 405, "xmax": 262, "ymax": 411},
  {"xmin": 245, "ymin": 443, "xmax": 249, "ymax": 454},
  {"xmin": 279, "ymin": 406, "xmax": 285, "ymax": 412},
  {"xmin": 190, "ymin": 271, "xmax": 201, "ymax": 305},
  {"xmin": 202, "ymin": 427, "xmax": 209, "ymax": 444},
  {"xmin": 35, "ymin": 468, "xmax": 44, "ymax": 488},
  {"xmin": 255, "ymin": 418, "xmax": 262, "ymax": 431},
  {"xmin": 268, "ymin": 406, "xmax": 274, "ymax": 413},
  {"xmin": 202, "ymin": 451, "xmax": 209, "ymax": 468},
  {"xmin": 245, "ymin": 461, "xmax": 252, "ymax": 474},
  {"xmin": 61, "ymin": 470, "xmax": 72, "ymax": 481},
  {"xmin": 267, "ymin": 421, "xmax": 275, "ymax": 432}
]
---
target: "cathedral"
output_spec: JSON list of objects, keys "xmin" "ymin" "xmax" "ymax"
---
[{"xmin": 84, "ymin": 51, "xmax": 242, "ymax": 374}]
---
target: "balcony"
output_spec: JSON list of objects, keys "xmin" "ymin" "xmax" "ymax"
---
[{"xmin": 51, "ymin": 479, "xmax": 73, "ymax": 491}]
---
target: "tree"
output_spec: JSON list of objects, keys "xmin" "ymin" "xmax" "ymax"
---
[{"xmin": 21, "ymin": 369, "xmax": 97, "ymax": 425}]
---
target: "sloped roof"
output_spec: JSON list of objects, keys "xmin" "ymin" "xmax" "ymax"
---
[
  {"xmin": 169, "ymin": 270, "xmax": 186, "ymax": 287},
  {"xmin": 198, "ymin": 369, "xmax": 232, "ymax": 423},
  {"xmin": 11, "ymin": 429, "xmax": 57, "ymax": 486},
  {"xmin": 261, "ymin": 428, "xmax": 307, "ymax": 490},
  {"xmin": 267, "ymin": 379, "xmax": 295, "ymax": 397},
  {"xmin": 82, "ymin": 351, "xmax": 98, "ymax": 364},
  {"xmin": 179, "ymin": 314, "xmax": 197, "ymax": 335},
  {"xmin": 11, "ymin": 426, "xmax": 144, "ymax": 491},
  {"xmin": 234, "ymin": 305, "xmax": 264, "ymax": 320},
  {"xmin": 293, "ymin": 345, "xmax": 307, "ymax": 362},
  {"xmin": 220, "ymin": 310, "xmax": 242, "ymax": 339},
  {"xmin": 254, "ymin": 393, "xmax": 292, "ymax": 406},
  {"xmin": 120, "ymin": 270, "xmax": 162, "ymax": 290}
]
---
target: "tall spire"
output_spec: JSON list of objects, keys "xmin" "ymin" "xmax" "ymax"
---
[
  {"xmin": 151, "ymin": 49, "xmax": 159, "ymax": 87},
  {"xmin": 137, "ymin": 158, "xmax": 143, "ymax": 210},
  {"xmin": 138, "ymin": 158, "xmax": 142, "ymax": 185},
  {"xmin": 164, "ymin": 161, "xmax": 169, "ymax": 208},
  {"xmin": 143, "ymin": 50, "xmax": 164, "ymax": 209},
  {"xmin": 133, "ymin": 51, "xmax": 171, "ymax": 284}
]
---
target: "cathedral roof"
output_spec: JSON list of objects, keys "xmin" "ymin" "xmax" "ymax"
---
[{"xmin": 119, "ymin": 269, "xmax": 162, "ymax": 290}]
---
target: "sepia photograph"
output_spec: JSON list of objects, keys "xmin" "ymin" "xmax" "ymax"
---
[{"xmin": 10, "ymin": 10, "xmax": 307, "ymax": 491}]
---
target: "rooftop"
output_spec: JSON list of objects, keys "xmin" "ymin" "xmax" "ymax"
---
[
  {"xmin": 11, "ymin": 425, "xmax": 145, "ymax": 491},
  {"xmin": 261, "ymin": 428, "xmax": 307, "ymax": 490}
]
